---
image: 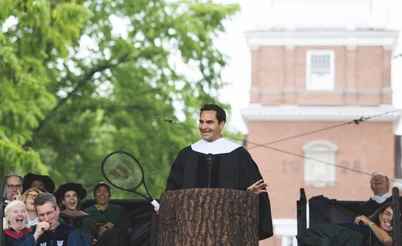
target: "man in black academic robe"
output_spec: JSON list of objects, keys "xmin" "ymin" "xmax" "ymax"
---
[
  {"xmin": 15, "ymin": 192, "xmax": 90, "ymax": 246},
  {"xmin": 165, "ymin": 104, "xmax": 274, "ymax": 240},
  {"xmin": 3, "ymin": 174, "xmax": 23, "ymax": 205},
  {"xmin": 16, "ymin": 223, "xmax": 90, "ymax": 246},
  {"xmin": 357, "ymin": 171, "xmax": 402, "ymax": 219}
]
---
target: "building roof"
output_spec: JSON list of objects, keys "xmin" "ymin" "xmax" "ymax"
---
[
  {"xmin": 245, "ymin": 28, "xmax": 399, "ymax": 53},
  {"xmin": 241, "ymin": 104, "xmax": 401, "ymax": 122}
]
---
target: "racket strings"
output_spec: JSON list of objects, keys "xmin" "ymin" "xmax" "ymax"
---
[{"xmin": 103, "ymin": 154, "xmax": 143, "ymax": 190}]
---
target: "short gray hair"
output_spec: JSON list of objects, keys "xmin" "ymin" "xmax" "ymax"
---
[
  {"xmin": 34, "ymin": 192, "xmax": 57, "ymax": 209},
  {"xmin": 5, "ymin": 173, "xmax": 23, "ymax": 184}
]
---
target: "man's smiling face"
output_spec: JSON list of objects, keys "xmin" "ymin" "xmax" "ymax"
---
[
  {"xmin": 95, "ymin": 185, "xmax": 110, "ymax": 206},
  {"xmin": 199, "ymin": 110, "xmax": 225, "ymax": 142},
  {"xmin": 379, "ymin": 206, "xmax": 393, "ymax": 232},
  {"xmin": 370, "ymin": 172, "xmax": 389, "ymax": 195}
]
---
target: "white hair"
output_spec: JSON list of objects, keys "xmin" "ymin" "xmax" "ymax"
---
[{"xmin": 4, "ymin": 200, "xmax": 27, "ymax": 229}]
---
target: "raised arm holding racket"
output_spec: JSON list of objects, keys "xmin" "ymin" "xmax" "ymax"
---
[{"xmin": 101, "ymin": 150, "xmax": 160, "ymax": 210}]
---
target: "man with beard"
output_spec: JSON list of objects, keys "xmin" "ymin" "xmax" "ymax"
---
[{"xmin": 164, "ymin": 103, "xmax": 273, "ymax": 240}]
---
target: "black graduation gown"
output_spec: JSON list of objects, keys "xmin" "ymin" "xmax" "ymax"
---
[
  {"xmin": 60, "ymin": 213, "xmax": 96, "ymax": 244},
  {"xmin": 15, "ymin": 223, "xmax": 91, "ymax": 246},
  {"xmin": 296, "ymin": 223, "xmax": 382, "ymax": 246},
  {"xmin": 165, "ymin": 145, "xmax": 274, "ymax": 240},
  {"xmin": 3, "ymin": 228, "xmax": 31, "ymax": 246},
  {"xmin": 358, "ymin": 196, "xmax": 402, "ymax": 219}
]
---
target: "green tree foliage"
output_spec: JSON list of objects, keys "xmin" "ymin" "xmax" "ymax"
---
[
  {"xmin": 0, "ymin": 0, "xmax": 239, "ymax": 198},
  {"xmin": 0, "ymin": 1, "xmax": 92, "ymax": 177}
]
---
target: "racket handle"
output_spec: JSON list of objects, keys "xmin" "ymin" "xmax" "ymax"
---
[{"xmin": 151, "ymin": 199, "xmax": 160, "ymax": 210}]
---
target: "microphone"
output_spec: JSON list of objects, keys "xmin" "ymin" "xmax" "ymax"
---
[{"xmin": 206, "ymin": 154, "xmax": 214, "ymax": 188}]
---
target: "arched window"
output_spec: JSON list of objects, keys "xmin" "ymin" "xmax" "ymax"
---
[{"xmin": 303, "ymin": 140, "xmax": 338, "ymax": 187}]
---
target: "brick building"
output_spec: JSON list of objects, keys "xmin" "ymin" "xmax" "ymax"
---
[{"xmin": 241, "ymin": 0, "xmax": 401, "ymax": 245}]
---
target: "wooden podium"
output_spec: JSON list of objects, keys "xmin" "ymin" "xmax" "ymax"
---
[{"xmin": 156, "ymin": 188, "xmax": 259, "ymax": 246}]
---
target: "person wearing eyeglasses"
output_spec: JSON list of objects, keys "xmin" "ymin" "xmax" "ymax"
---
[
  {"xmin": 20, "ymin": 188, "xmax": 42, "ymax": 229},
  {"xmin": 15, "ymin": 192, "xmax": 91, "ymax": 246},
  {"xmin": 3, "ymin": 173, "xmax": 23, "ymax": 204}
]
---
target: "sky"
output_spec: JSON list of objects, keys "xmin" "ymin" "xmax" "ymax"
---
[
  {"xmin": 215, "ymin": 0, "xmax": 402, "ymax": 134},
  {"xmin": 5, "ymin": 1, "xmax": 400, "ymax": 135}
]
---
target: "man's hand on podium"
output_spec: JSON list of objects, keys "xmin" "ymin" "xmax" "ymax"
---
[{"xmin": 247, "ymin": 179, "xmax": 268, "ymax": 195}]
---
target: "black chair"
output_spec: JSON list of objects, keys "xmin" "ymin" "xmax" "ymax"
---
[{"xmin": 296, "ymin": 187, "xmax": 401, "ymax": 246}]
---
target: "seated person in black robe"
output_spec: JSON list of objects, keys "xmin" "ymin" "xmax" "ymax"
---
[
  {"xmin": 358, "ymin": 171, "xmax": 402, "ymax": 219},
  {"xmin": 84, "ymin": 182, "xmax": 129, "ymax": 246},
  {"xmin": 164, "ymin": 103, "xmax": 273, "ymax": 240},
  {"xmin": 15, "ymin": 192, "xmax": 90, "ymax": 246},
  {"xmin": 22, "ymin": 173, "xmax": 56, "ymax": 194},
  {"xmin": 2, "ymin": 173, "xmax": 23, "ymax": 206},
  {"xmin": 297, "ymin": 202, "xmax": 396, "ymax": 246},
  {"xmin": 3, "ymin": 200, "xmax": 31, "ymax": 246},
  {"xmin": 54, "ymin": 183, "xmax": 97, "ymax": 244}
]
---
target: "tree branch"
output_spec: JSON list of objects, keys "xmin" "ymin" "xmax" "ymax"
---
[{"xmin": 23, "ymin": 54, "xmax": 131, "ymax": 148}]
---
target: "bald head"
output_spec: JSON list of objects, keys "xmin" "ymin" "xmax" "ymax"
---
[{"xmin": 370, "ymin": 171, "xmax": 390, "ymax": 196}]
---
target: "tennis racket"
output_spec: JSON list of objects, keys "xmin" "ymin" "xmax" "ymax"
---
[{"xmin": 101, "ymin": 150, "xmax": 160, "ymax": 210}]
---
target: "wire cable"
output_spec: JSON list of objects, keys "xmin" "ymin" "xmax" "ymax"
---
[
  {"xmin": 247, "ymin": 121, "xmax": 353, "ymax": 150},
  {"xmin": 2, "ymin": 74, "xmax": 402, "ymax": 181},
  {"xmin": 247, "ymin": 110, "xmax": 401, "ymax": 150}
]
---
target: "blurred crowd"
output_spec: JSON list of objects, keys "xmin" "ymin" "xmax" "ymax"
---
[{"xmin": 2, "ymin": 172, "xmax": 130, "ymax": 246}]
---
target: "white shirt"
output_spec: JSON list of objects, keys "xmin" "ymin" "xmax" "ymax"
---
[
  {"xmin": 371, "ymin": 192, "xmax": 392, "ymax": 204},
  {"xmin": 27, "ymin": 217, "xmax": 38, "ymax": 228}
]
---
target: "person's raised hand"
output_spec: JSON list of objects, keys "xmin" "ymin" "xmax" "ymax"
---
[
  {"xmin": 247, "ymin": 179, "xmax": 268, "ymax": 195},
  {"xmin": 12, "ymin": 189, "xmax": 22, "ymax": 201},
  {"xmin": 354, "ymin": 215, "xmax": 371, "ymax": 226},
  {"xmin": 34, "ymin": 221, "xmax": 50, "ymax": 241}
]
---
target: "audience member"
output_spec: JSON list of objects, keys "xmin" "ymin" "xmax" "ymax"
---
[
  {"xmin": 20, "ymin": 188, "xmax": 42, "ymax": 229},
  {"xmin": 3, "ymin": 200, "xmax": 31, "ymax": 246},
  {"xmin": 84, "ymin": 182, "xmax": 129, "ymax": 246},
  {"xmin": 297, "ymin": 202, "xmax": 396, "ymax": 246},
  {"xmin": 3, "ymin": 173, "xmax": 23, "ymax": 204},
  {"xmin": 22, "ymin": 173, "xmax": 55, "ymax": 193},
  {"xmin": 15, "ymin": 192, "xmax": 90, "ymax": 246},
  {"xmin": 358, "ymin": 171, "xmax": 402, "ymax": 218},
  {"xmin": 354, "ymin": 202, "xmax": 394, "ymax": 246},
  {"xmin": 54, "ymin": 183, "xmax": 96, "ymax": 244}
]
